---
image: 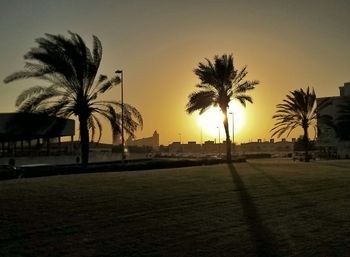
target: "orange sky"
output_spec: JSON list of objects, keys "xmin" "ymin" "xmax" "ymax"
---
[{"xmin": 0, "ymin": 0, "xmax": 350, "ymax": 145}]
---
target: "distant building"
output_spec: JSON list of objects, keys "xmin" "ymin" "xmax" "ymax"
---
[
  {"xmin": 169, "ymin": 142, "xmax": 182, "ymax": 153},
  {"xmin": 240, "ymin": 138, "xmax": 294, "ymax": 155},
  {"xmin": 317, "ymin": 82, "xmax": 350, "ymax": 157},
  {"xmin": 202, "ymin": 140, "xmax": 219, "ymax": 153},
  {"xmin": 182, "ymin": 141, "xmax": 201, "ymax": 153},
  {"xmin": 126, "ymin": 130, "xmax": 160, "ymax": 150}
]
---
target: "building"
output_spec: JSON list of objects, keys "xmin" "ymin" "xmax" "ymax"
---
[
  {"xmin": 201, "ymin": 141, "xmax": 216, "ymax": 153},
  {"xmin": 167, "ymin": 140, "xmax": 222, "ymax": 155},
  {"xmin": 317, "ymin": 82, "xmax": 350, "ymax": 158},
  {"xmin": 169, "ymin": 142, "xmax": 182, "ymax": 153},
  {"xmin": 182, "ymin": 141, "xmax": 201, "ymax": 153},
  {"xmin": 239, "ymin": 138, "xmax": 294, "ymax": 155},
  {"xmin": 126, "ymin": 130, "xmax": 159, "ymax": 150},
  {"xmin": 0, "ymin": 113, "xmax": 75, "ymax": 157}
]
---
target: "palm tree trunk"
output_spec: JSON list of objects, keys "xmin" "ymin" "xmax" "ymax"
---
[
  {"xmin": 79, "ymin": 115, "xmax": 89, "ymax": 167},
  {"xmin": 303, "ymin": 125, "xmax": 309, "ymax": 162},
  {"xmin": 222, "ymin": 109, "xmax": 232, "ymax": 162}
]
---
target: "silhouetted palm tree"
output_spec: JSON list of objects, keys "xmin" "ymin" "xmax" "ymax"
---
[
  {"xmin": 4, "ymin": 32, "xmax": 143, "ymax": 166},
  {"xmin": 271, "ymin": 87, "xmax": 329, "ymax": 162},
  {"xmin": 186, "ymin": 54, "xmax": 259, "ymax": 161}
]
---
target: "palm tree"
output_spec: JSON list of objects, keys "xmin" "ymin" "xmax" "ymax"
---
[
  {"xmin": 271, "ymin": 87, "xmax": 329, "ymax": 162},
  {"xmin": 4, "ymin": 32, "xmax": 143, "ymax": 166},
  {"xmin": 186, "ymin": 54, "xmax": 259, "ymax": 161}
]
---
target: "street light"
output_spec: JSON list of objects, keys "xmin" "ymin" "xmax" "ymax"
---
[
  {"xmin": 217, "ymin": 126, "xmax": 221, "ymax": 155},
  {"xmin": 229, "ymin": 112, "xmax": 234, "ymax": 145},
  {"xmin": 200, "ymin": 127, "xmax": 203, "ymax": 145},
  {"xmin": 200, "ymin": 127, "xmax": 203, "ymax": 154},
  {"xmin": 115, "ymin": 70, "xmax": 125, "ymax": 162},
  {"xmin": 217, "ymin": 126, "xmax": 221, "ymax": 143},
  {"xmin": 178, "ymin": 133, "xmax": 182, "ymax": 144}
]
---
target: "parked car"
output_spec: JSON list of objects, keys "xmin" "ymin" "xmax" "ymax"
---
[{"xmin": 0, "ymin": 165, "xmax": 17, "ymax": 180}]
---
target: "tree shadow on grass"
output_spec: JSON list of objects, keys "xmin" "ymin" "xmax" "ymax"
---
[
  {"xmin": 228, "ymin": 163, "xmax": 282, "ymax": 257},
  {"xmin": 246, "ymin": 162, "xmax": 350, "ymax": 256}
]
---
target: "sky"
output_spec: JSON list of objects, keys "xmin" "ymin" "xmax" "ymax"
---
[{"xmin": 0, "ymin": 0, "xmax": 350, "ymax": 145}]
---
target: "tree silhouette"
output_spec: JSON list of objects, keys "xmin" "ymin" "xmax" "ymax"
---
[
  {"xmin": 271, "ymin": 87, "xmax": 329, "ymax": 162},
  {"xmin": 4, "ymin": 32, "xmax": 143, "ymax": 166},
  {"xmin": 186, "ymin": 54, "xmax": 258, "ymax": 161}
]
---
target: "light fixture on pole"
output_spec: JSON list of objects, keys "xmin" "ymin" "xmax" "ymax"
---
[
  {"xmin": 217, "ymin": 126, "xmax": 220, "ymax": 155},
  {"xmin": 178, "ymin": 133, "xmax": 182, "ymax": 144},
  {"xmin": 229, "ymin": 112, "xmax": 234, "ymax": 145},
  {"xmin": 200, "ymin": 127, "xmax": 203, "ymax": 154},
  {"xmin": 115, "ymin": 70, "xmax": 125, "ymax": 162},
  {"xmin": 217, "ymin": 126, "xmax": 221, "ymax": 143}
]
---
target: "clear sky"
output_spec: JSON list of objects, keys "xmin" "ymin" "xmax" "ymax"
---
[{"xmin": 1, "ymin": 0, "xmax": 350, "ymax": 145}]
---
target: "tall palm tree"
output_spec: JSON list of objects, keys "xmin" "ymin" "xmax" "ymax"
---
[
  {"xmin": 271, "ymin": 87, "xmax": 329, "ymax": 162},
  {"xmin": 4, "ymin": 32, "xmax": 143, "ymax": 166},
  {"xmin": 186, "ymin": 54, "xmax": 259, "ymax": 161}
]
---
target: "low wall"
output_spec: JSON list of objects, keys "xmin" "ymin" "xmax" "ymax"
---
[{"xmin": 0, "ymin": 152, "xmax": 148, "ymax": 166}]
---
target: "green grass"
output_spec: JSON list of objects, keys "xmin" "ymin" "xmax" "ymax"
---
[{"xmin": 1, "ymin": 159, "xmax": 350, "ymax": 256}]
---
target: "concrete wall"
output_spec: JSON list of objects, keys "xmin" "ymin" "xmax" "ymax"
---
[{"xmin": 0, "ymin": 152, "xmax": 149, "ymax": 166}]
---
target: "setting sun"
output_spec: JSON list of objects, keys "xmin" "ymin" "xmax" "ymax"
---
[{"xmin": 196, "ymin": 102, "xmax": 246, "ymax": 142}]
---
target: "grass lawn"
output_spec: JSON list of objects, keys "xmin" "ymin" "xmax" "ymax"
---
[{"xmin": 1, "ymin": 159, "xmax": 350, "ymax": 257}]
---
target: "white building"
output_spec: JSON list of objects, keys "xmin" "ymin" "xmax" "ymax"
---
[
  {"xmin": 317, "ymin": 82, "xmax": 350, "ymax": 158},
  {"xmin": 126, "ymin": 130, "xmax": 160, "ymax": 150}
]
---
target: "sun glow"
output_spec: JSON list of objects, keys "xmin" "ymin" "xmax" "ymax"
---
[{"xmin": 196, "ymin": 102, "xmax": 246, "ymax": 142}]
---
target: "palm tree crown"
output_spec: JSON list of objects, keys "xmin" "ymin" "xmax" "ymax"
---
[
  {"xmin": 186, "ymin": 54, "xmax": 258, "ymax": 161},
  {"xmin": 271, "ymin": 87, "xmax": 318, "ymax": 138},
  {"xmin": 4, "ymin": 32, "xmax": 143, "ymax": 166}
]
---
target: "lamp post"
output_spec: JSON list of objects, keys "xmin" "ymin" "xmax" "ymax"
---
[
  {"xmin": 115, "ymin": 70, "xmax": 125, "ymax": 162},
  {"xmin": 217, "ymin": 126, "xmax": 220, "ymax": 156},
  {"xmin": 200, "ymin": 127, "xmax": 203, "ymax": 145},
  {"xmin": 229, "ymin": 112, "xmax": 234, "ymax": 146},
  {"xmin": 178, "ymin": 133, "xmax": 182, "ymax": 154},
  {"xmin": 200, "ymin": 127, "xmax": 203, "ymax": 154}
]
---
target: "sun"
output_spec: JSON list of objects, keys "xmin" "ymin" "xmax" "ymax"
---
[{"xmin": 196, "ymin": 102, "xmax": 246, "ymax": 142}]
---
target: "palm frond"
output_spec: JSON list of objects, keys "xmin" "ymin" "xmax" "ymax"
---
[
  {"xmin": 15, "ymin": 86, "xmax": 47, "ymax": 107},
  {"xmin": 4, "ymin": 70, "xmax": 48, "ymax": 83},
  {"xmin": 88, "ymin": 74, "xmax": 108, "ymax": 96},
  {"xmin": 234, "ymin": 80, "xmax": 259, "ymax": 94},
  {"xmin": 92, "ymin": 35, "xmax": 103, "ymax": 68},
  {"xmin": 17, "ymin": 90, "xmax": 60, "ymax": 113},
  {"xmin": 186, "ymin": 90, "xmax": 216, "ymax": 114},
  {"xmin": 38, "ymin": 99, "xmax": 71, "ymax": 116},
  {"xmin": 235, "ymin": 95, "xmax": 253, "ymax": 107},
  {"xmin": 123, "ymin": 103, "xmax": 144, "ymax": 129},
  {"xmin": 96, "ymin": 76, "xmax": 120, "ymax": 94}
]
